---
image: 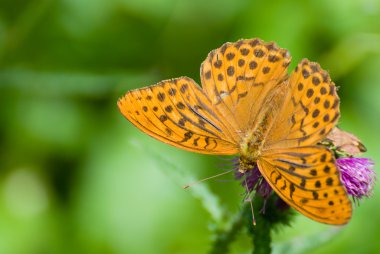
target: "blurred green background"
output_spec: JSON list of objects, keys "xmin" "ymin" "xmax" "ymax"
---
[{"xmin": 1, "ymin": 0, "xmax": 379, "ymax": 253}]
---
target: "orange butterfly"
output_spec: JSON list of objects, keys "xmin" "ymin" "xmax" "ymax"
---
[{"xmin": 118, "ymin": 38, "xmax": 352, "ymax": 225}]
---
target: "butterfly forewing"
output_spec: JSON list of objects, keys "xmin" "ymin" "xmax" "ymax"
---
[
  {"xmin": 258, "ymin": 147, "xmax": 352, "ymax": 225},
  {"xmin": 265, "ymin": 59, "xmax": 340, "ymax": 150},
  {"xmin": 118, "ymin": 77, "xmax": 239, "ymax": 154},
  {"xmin": 200, "ymin": 39, "xmax": 291, "ymax": 138}
]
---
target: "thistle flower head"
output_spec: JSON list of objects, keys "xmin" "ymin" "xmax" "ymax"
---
[
  {"xmin": 336, "ymin": 158, "xmax": 376, "ymax": 200},
  {"xmin": 234, "ymin": 164, "xmax": 288, "ymax": 213},
  {"xmin": 235, "ymin": 165, "xmax": 272, "ymax": 199}
]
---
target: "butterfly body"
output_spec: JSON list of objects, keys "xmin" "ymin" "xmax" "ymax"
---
[
  {"xmin": 239, "ymin": 80, "xmax": 289, "ymax": 172},
  {"xmin": 118, "ymin": 38, "xmax": 352, "ymax": 225}
]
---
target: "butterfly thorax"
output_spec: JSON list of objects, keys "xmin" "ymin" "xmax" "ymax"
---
[
  {"xmin": 238, "ymin": 118, "xmax": 268, "ymax": 173},
  {"xmin": 238, "ymin": 82, "xmax": 289, "ymax": 173}
]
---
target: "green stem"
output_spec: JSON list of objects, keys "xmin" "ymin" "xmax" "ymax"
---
[
  {"xmin": 247, "ymin": 196, "xmax": 271, "ymax": 254},
  {"xmin": 253, "ymin": 220, "xmax": 272, "ymax": 254},
  {"xmin": 208, "ymin": 204, "xmax": 248, "ymax": 254},
  {"xmin": 248, "ymin": 195, "xmax": 294, "ymax": 254},
  {"xmin": 250, "ymin": 209, "xmax": 271, "ymax": 254},
  {"xmin": 209, "ymin": 195, "xmax": 294, "ymax": 254}
]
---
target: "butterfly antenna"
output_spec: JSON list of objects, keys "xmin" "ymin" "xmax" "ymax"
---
[
  {"xmin": 245, "ymin": 178, "xmax": 256, "ymax": 226},
  {"xmin": 182, "ymin": 169, "xmax": 234, "ymax": 189}
]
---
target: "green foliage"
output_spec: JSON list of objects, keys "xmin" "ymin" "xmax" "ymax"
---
[{"xmin": 1, "ymin": 0, "xmax": 380, "ymax": 253}]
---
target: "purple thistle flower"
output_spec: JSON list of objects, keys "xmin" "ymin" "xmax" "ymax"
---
[
  {"xmin": 336, "ymin": 158, "xmax": 376, "ymax": 200},
  {"xmin": 235, "ymin": 165, "xmax": 273, "ymax": 199},
  {"xmin": 234, "ymin": 164, "xmax": 288, "ymax": 213}
]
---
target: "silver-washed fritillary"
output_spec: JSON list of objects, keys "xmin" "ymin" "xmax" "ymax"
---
[{"xmin": 118, "ymin": 38, "xmax": 352, "ymax": 225}]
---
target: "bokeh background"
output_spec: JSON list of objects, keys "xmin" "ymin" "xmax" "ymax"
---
[{"xmin": 1, "ymin": 0, "xmax": 380, "ymax": 253}]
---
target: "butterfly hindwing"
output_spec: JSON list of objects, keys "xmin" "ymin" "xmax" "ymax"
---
[
  {"xmin": 118, "ymin": 77, "xmax": 239, "ymax": 155},
  {"xmin": 258, "ymin": 146, "xmax": 352, "ymax": 225}
]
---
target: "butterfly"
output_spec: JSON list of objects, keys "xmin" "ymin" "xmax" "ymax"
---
[{"xmin": 118, "ymin": 38, "xmax": 352, "ymax": 225}]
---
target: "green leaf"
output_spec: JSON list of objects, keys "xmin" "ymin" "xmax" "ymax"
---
[{"xmin": 130, "ymin": 139, "xmax": 227, "ymax": 224}]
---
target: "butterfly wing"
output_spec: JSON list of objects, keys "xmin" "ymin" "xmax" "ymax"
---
[
  {"xmin": 118, "ymin": 77, "xmax": 239, "ymax": 155},
  {"xmin": 258, "ymin": 147, "xmax": 352, "ymax": 224},
  {"xmin": 118, "ymin": 38, "xmax": 291, "ymax": 154},
  {"xmin": 257, "ymin": 60, "xmax": 352, "ymax": 225},
  {"xmin": 265, "ymin": 59, "xmax": 340, "ymax": 149},
  {"xmin": 200, "ymin": 38, "xmax": 291, "ymax": 139}
]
